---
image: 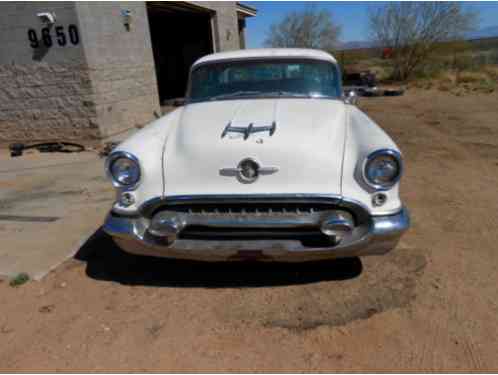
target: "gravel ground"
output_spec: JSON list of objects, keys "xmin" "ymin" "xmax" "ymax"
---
[{"xmin": 1, "ymin": 89, "xmax": 497, "ymax": 371}]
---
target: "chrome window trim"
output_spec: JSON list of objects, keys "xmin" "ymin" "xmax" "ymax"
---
[
  {"xmin": 361, "ymin": 149, "xmax": 403, "ymax": 191},
  {"xmin": 105, "ymin": 151, "xmax": 142, "ymax": 191}
]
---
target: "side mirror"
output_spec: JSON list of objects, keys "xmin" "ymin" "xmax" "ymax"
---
[{"xmin": 344, "ymin": 90, "xmax": 358, "ymax": 105}]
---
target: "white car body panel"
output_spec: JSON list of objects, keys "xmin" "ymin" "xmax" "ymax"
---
[
  {"xmin": 194, "ymin": 48, "xmax": 337, "ymax": 66},
  {"xmin": 342, "ymin": 106, "xmax": 402, "ymax": 214},
  {"xmin": 162, "ymin": 98, "xmax": 347, "ymax": 197}
]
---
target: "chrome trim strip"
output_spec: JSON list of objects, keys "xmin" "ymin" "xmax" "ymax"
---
[
  {"xmin": 147, "ymin": 193, "xmax": 342, "ymax": 204},
  {"xmin": 105, "ymin": 151, "xmax": 142, "ymax": 191},
  {"xmin": 139, "ymin": 194, "xmax": 344, "ymax": 217},
  {"xmin": 116, "ymin": 194, "xmax": 402, "ymax": 221},
  {"xmin": 361, "ymin": 149, "xmax": 403, "ymax": 191}
]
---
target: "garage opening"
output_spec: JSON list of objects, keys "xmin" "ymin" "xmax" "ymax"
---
[{"xmin": 147, "ymin": 3, "xmax": 214, "ymax": 104}]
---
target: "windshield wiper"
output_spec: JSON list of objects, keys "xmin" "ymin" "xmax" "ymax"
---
[
  {"xmin": 209, "ymin": 91, "xmax": 262, "ymax": 101},
  {"xmin": 208, "ymin": 90, "xmax": 313, "ymax": 101},
  {"xmin": 265, "ymin": 91, "xmax": 311, "ymax": 98}
]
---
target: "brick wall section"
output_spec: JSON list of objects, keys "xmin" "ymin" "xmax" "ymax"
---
[{"xmin": 0, "ymin": 2, "xmax": 100, "ymax": 144}]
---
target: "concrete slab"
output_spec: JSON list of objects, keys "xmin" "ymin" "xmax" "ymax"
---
[{"xmin": 0, "ymin": 149, "xmax": 114, "ymax": 280}]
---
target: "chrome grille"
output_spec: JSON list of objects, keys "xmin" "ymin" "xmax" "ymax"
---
[{"xmin": 164, "ymin": 203, "xmax": 336, "ymax": 215}]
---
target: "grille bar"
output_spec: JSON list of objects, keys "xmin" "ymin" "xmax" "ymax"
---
[
  {"xmin": 179, "ymin": 225, "xmax": 334, "ymax": 245},
  {"xmin": 165, "ymin": 203, "xmax": 335, "ymax": 215}
]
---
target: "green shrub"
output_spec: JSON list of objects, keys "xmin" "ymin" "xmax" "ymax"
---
[{"xmin": 9, "ymin": 272, "xmax": 30, "ymax": 287}]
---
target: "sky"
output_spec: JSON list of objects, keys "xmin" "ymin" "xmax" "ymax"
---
[{"xmin": 243, "ymin": 1, "xmax": 498, "ymax": 48}]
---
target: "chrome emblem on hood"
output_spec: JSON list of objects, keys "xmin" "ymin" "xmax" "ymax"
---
[
  {"xmin": 219, "ymin": 158, "xmax": 279, "ymax": 184},
  {"xmin": 221, "ymin": 121, "xmax": 277, "ymax": 140}
]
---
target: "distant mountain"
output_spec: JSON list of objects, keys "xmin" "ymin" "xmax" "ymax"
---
[
  {"xmin": 465, "ymin": 25, "xmax": 498, "ymax": 40},
  {"xmin": 338, "ymin": 25, "xmax": 498, "ymax": 51},
  {"xmin": 338, "ymin": 40, "xmax": 377, "ymax": 51}
]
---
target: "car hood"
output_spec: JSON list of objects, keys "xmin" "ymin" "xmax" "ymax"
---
[{"xmin": 162, "ymin": 98, "xmax": 347, "ymax": 197}]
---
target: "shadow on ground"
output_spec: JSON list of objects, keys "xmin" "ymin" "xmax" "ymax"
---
[{"xmin": 75, "ymin": 228, "xmax": 363, "ymax": 288}]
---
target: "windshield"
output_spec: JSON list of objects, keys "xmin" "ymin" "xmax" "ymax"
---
[{"xmin": 188, "ymin": 59, "xmax": 342, "ymax": 103}]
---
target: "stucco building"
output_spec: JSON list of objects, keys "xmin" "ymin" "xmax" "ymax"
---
[{"xmin": 0, "ymin": 1, "xmax": 256, "ymax": 145}]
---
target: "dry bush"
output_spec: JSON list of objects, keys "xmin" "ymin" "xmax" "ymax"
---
[
  {"xmin": 265, "ymin": 6, "xmax": 341, "ymax": 50},
  {"xmin": 456, "ymin": 71, "xmax": 488, "ymax": 84},
  {"xmin": 405, "ymin": 65, "xmax": 497, "ymax": 94},
  {"xmin": 438, "ymin": 83, "xmax": 452, "ymax": 92},
  {"xmin": 452, "ymin": 70, "xmax": 496, "ymax": 93},
  {"xmin": 369, "ymin": 2, "xmax": 478, "ymax": 80},
  {"xmin": 484, "ymin": 66, "xmax": 498, "ymax": 81}
]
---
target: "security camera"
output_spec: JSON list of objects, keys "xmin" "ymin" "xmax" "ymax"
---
[{"xmin": 37, "ymin": 12, "xmax": 56, "ymax": 25}]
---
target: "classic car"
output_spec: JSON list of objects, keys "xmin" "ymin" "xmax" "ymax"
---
[{"xmin": 103, "ymin": 48, "xmax": 409, "ymax": 262}]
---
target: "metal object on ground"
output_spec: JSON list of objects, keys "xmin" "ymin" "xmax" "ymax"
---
[
  {"xmin": 0, "ymin": 215, "xmax": 60, "ymax": 223},
  {"xmin": 98, "ymin": 142, "xmax": 119, "ymax": 158},
  {"xmin": 383, "ymin": 89, "xmax": 404, "ymax": 96},
  {"xmin": 9, "ymin": 142, "xmax": 85, "ymax": 158}
]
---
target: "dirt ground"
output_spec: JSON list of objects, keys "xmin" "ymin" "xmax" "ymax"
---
[{"xmin": 1, "ymin": 89, "xmax": 498, "ymax": 371}]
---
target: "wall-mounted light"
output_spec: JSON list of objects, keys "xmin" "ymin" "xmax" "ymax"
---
[
  {"xmin": 121, "ymin": 9, "xmax": 132, "ymax": 31},
  {"xmin": 37, "ymin": 12, "xmax": 56, "ymax": 26}
]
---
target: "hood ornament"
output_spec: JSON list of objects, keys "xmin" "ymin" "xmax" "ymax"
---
[
  {"xmin": 221, "ymin": 121, "xmax": 276, "ymax": 140},
  {"xmin": 220, "ymin": 158, "xmax": 279, "ymax": 184}
]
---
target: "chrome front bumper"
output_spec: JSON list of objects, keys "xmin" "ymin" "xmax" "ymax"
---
[{"xmin": 102, "ymin": 204, "xmax": 410, "ymax": 262}]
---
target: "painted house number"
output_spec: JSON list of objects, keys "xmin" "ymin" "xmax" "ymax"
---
[{"xmin": 28, "ymin": 25, "xmax": 79, "ymax": 48}]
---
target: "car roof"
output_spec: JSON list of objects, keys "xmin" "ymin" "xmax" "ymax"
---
[{"xmin": 192, "ymin": 48, "xmax": 337, "ymax": 67}]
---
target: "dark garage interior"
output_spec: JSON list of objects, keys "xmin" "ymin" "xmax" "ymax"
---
[{"xmin": 147, "ymin": 3, "xmax": 214, "ymax": 104}]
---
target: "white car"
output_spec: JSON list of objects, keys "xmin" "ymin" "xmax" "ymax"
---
[{"xmin": 103, "ymin": 48, "xmax": 409, "ymax": 262}]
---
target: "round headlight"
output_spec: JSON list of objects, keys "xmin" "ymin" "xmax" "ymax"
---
[
  {"xmin": 363, "ymin": 149, "xmax": 402, "ymax": 190},
  {"xmin": 107, "ymin": 152, "xmax": 140, "ymax": 187}
]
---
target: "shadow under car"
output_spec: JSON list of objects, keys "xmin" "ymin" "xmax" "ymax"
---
[{"xmin": 74, "ymin": 228, "xmax": 363, "ymax": 288}]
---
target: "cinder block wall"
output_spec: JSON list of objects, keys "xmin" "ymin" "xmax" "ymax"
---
[
  {"xmin": 0, "ymin": 2, "xmax": 100, "ymax": 144},
  {"xmin": 192, "ymin": 2, "xmax": 241, "ymax": 52},
  {"xmin": 76, "ymin": 2, "xmax": 160, "ymax": 140}
]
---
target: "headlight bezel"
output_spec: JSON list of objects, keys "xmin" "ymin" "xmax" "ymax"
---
[
  {"xmin": 105, "ymin": 151, "xmax": 141, "ymax": 190},
  {"xmin": 362, "ymin": 149, "xmax": 403, "ymax": 191}
]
